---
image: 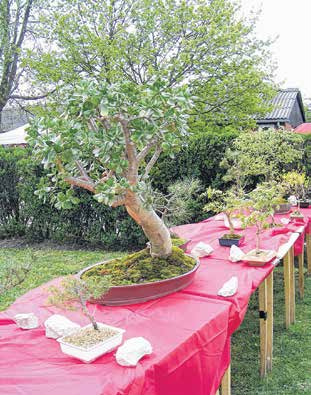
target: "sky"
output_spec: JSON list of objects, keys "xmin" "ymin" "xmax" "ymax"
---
[{"xmin": 239, "ymin": 0, "xmax": 311, "ymax": 101}]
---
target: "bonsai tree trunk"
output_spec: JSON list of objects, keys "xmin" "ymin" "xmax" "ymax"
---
[
  {"xmin": 125, "ymin": 190, "xmax": 172, "ymax": 257},
  {"xmin": 225, "ymin": 212, "xmax": 235, "ymax": 235},
  {"xmin": 255, "ymin": 226, "xmax": 261, "ymax": 254}
]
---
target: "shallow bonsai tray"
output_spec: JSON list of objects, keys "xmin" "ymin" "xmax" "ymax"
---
[
  {"xmin": 273, "ymin": 202, "xmax": 292, "ymax": 214},
  {"xmin": 219, "ymin": 235, "xmax": 245, "ymax": 247},
  {"xmin": 57, "ymin": 323, "xmax": 125, "ymax": 363},
  {"xmin": 243, "ymin": 249, "xmax": 276, "ymax": 267},
  {"xmin": 78, "ymin": 255, "xmax": 200, "ymax": 306}
]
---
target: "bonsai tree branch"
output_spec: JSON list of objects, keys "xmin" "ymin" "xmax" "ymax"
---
[
  {"xmin": 142, "ymin": 146, "xmax": 162, "ymax": 180},
  {"xmin": 64, "ymin": 176, "xmax": 96, "ymax": 193}
]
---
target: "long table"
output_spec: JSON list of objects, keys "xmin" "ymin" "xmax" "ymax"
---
[{"xmin": 0, "ymin": 208, "xmax": 310, "ymax": 394}]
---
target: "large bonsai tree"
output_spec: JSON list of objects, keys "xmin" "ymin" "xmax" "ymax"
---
[{"xmin": 28, "ymin": 80, "xmax": 192, "ymax": 258}]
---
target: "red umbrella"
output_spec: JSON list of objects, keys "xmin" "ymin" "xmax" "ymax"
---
[{"xmin": 294, "ymin": 123, "xmax": 311, "ymax": 134}]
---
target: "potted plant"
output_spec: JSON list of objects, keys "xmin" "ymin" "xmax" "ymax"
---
[
  {"xmin": 29, "ymin": 79, "xmax": 199, "ymax": 305},
  {"xmin": 203, "ymin": 187, "xmax": 245, "ymax": 247},
  {"xmin": 283, "ymin": 171, "xmax": 309, "ymax": 216},
  {"xmin": 240, "ymin": 185, "xmax": 277, "ymax": 266},
  {"xmin": 48, "ymin": 276, "xmax": 125, "ymax": 363}
]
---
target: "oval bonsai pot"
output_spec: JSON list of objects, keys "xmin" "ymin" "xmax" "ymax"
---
[
  {"xmin": 272, "ymin": 202, "xmax": 292, "ymax": 214},
  {"xmin": 78, "ymin": 255, "xmax": 200, "ymax": 306}
]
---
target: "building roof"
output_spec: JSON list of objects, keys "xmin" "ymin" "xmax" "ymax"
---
[
  {"xmin": 294, "ymin": 123, "xmax": 311, "ymax": 134},
  {"xmin": 0, "ymin": 124, "xmax": 28, "ymax": 145},
  {"xmin": 257, "ymin": 88, "xmax": 306, "ymax": 123}
]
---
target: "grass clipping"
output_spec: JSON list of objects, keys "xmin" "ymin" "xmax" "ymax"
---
[{"xmin": 82, "ymin": 247, "xmax": 196, "ymax": 285}]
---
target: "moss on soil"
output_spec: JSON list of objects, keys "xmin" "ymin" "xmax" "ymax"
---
[
  {"xmin": 82, "ymin": 246, "xmax": 196, "ymax": 285},
  {"xmin": 221, "ymin": 233, "xmax": 242, "ymax": 240}
]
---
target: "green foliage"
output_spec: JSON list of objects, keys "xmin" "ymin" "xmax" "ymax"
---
[
  {"xmin": 282, "ymin": 171, "xmax": 308, "ymax": 200},
  {"xmin": 150, "ymin": 178, "xmax": 202, "ymax": 226},
  {"xmin": 152, "ymin": 128, "xmax": 239, "ymax": 190},
  {"xmin": 302, "ymin": 134, "xmax": 311, "ymax": 177},
  {"xmin": 221, "ymin": 129, "xmax": 304, "ymax": 190},
  {"xmin": 240, "ymin": 182, "xmax": 283, "ymax": 251},
  {"xmin": 0, "ymin": 249, "xmax": 36, "ymax": 296},
  {"xmin": 48, "ymin": 275, "xmax": 111, "ymax": 329},
  {"xmin": 28, "ymin": 78, "xmax": 192, "ymax": 209},
  {"xmin": 0, "ymin": 147, "xmax": 146, "ymax": 249},
  {"xmin": 27, "ymin": 0, "xmax": 275, "ymax": 129},
  {"xmin": 203, "ymin": 187, "xmax": 245, "ymax": 234}
]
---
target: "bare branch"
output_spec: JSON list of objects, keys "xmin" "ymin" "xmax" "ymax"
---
[
  {"xmin": 111, "ymin": 196, "xmax": 126, "ymax": 207},
  {"xmin": 10, "ymin": 91, "xmax": 53, "ymax": 101},
  {"xmin": 142, "ymin": 146, "xmax": 162, "ymax": 180},
  {"xmin": 75, "ymin": 160, "xmax": 89, "ymax": 180},
  {"xmin": 137, "ymin": 137, "xmax": 160, "ymax": 163},
  {"xmin": 99, "ymin": 169, "xmax": 114, "ymax": 183},
  {"xmin": 64, "ymin": 176, "xmax": 95, "ymax": 193}
]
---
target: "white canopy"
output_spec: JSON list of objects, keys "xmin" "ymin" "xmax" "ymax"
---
[{"xmin": 0, "ymin": 124, "xmax": 29, "ymax": 145}]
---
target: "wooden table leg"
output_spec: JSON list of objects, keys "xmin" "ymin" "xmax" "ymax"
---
[
  {"xmin": 221, "ymin": 364, "xmax": 231, "ymax": 395},
  {"xmin": 298, "ymin": 249, "xmax": 304, "ymax": 299},
  {"xmin": 259, "ymin": 278, "xmax": 268, "ymax": 377},
  {"xmin": 307, "ymin": 233, "xmax": 311, "ymax": 276},
  {"xmin": 289, "ymin": 247, "xmax": 295, "ymax": 324},
  {"xmin": 266, "ymin": 272, "xmax": 273, "ymax": 372},
  {"xmin": 283, "ymin": 248, "xmax": 292, "ymax": 329}
]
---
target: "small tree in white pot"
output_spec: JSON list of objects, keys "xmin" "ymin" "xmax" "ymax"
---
[
  {"xmin": 48, "ymin": 276, "xmax": 125, "ymax": 363},
  {"xmin": 240, "ymin": 184, "xmax": 278, "ymax": 265}
]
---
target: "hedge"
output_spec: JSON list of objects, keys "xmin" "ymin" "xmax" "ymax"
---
[
  {"xmin": 0, "ymin": 147, "xmax": 146, "ymax": 250},
  {"xmin": 0, "ymin": 128, "xmax": 305, "ymax": 249}
]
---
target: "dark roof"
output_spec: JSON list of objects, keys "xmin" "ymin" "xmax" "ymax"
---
[{"xmin": 257, "ymin": 88, "xmax": 306, "ymax": 123}]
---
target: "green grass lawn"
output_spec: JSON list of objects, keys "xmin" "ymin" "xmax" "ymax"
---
[
  {"xmin": 231, "ymin": 265, "xmax": 311, "ymax": 394},
  {"xmin": 0, "ymin": 248, "xmax": 125, "ymax": 311},
  {"xmin": 0, "ymin": 248, "xmax": 310, "ymax": 394}
]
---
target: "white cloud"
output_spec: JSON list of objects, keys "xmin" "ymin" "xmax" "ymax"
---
[{"xmin": 239, "ymin": 0, "xmax": 311, "ymax": 99}]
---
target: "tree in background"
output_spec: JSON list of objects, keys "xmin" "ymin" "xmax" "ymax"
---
[
  {"xmin": 0, "ymin": 0, "xmax": 50, "ymax": 129},
  {"xmin": 27, "ymin": 0, "xmax": 275, "ymax": 126},
  {"xmin": 221, "ymin": 129, "xmax": 304, "ymax": 190}
]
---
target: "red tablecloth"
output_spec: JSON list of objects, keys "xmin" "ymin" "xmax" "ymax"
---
[
  {"xmin": 2, "ymin": 207, "xmax": 311, "ymax": 395},
  {"xmin": 172, "ymin": 209, "xmax": 311, "ymax": 259},
  {"xmin": 0, "ymin": 281, "xmax": 231, "ymax": 395},
  {"xmin": 181, "ymin": 258, "xmax": 274, "ymax": 333}
]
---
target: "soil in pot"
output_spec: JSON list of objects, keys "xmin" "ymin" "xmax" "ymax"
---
[
  {"xmin": 219, "ymin": 233, "xmax": 244, "ymax": 247},
  {"xmin": 290, "ymin": 210, "xmax": 304, "ymax": 219},
  {"xmin": 58, "ymin": 323, "xmax": 125, "ymax": 362},
  {"xmin": 62, "ymin": 326, "xmax": 118, "ymax": 349},
  {"xmin": 81, "ymin": 246, "xmax": 196, "ymax": 286},
  {"xmin": 243, "ymin": 249, "xmax": 276, "ymax": 266}
]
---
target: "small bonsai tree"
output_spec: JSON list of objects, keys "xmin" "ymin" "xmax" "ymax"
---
[
  {"xmin": 48, "ymin": 276, "xmax": 111, "ymax": 330},
  {"xmin": 241, "ymin": 183, "xmax": 280, "ymax": 254},
  {"xmin": 282, "ymin": 171, "xmax": 309, "ymax": 213},
  {"xmin": 203, "ymin": 187, "xmax": 245, "ymax": 238}
]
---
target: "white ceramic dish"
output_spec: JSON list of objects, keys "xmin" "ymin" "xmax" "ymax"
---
[{"xmin": 57, "ymin": 323, "xmax": 125, "ymax": 363}]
